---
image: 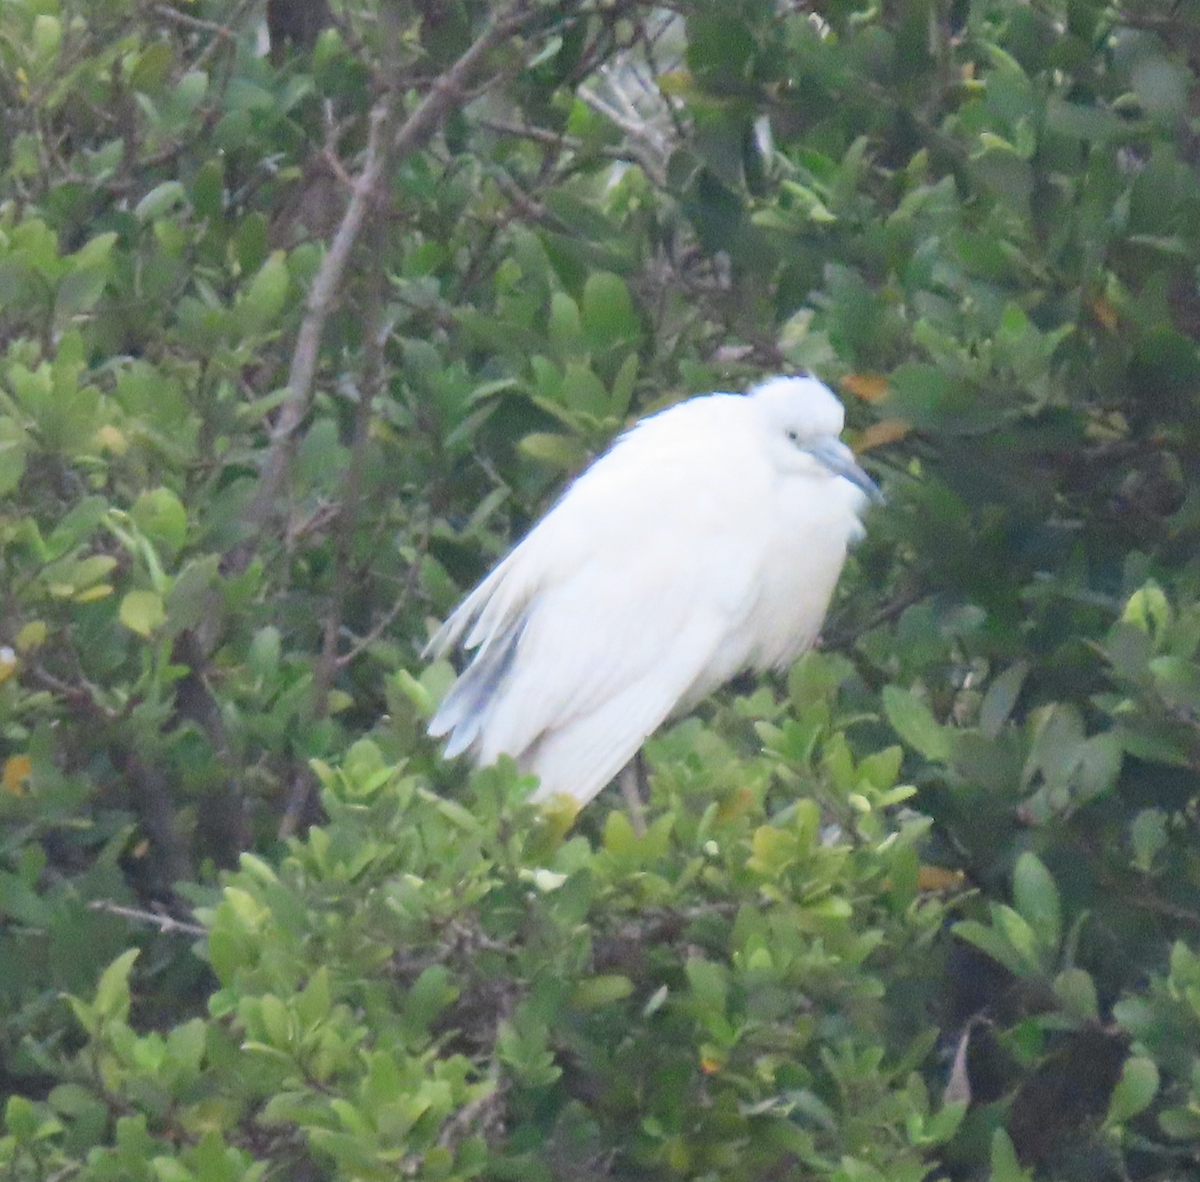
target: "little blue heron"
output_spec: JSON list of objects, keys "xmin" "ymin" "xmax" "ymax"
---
[{"xmin": 426, "ymin": 374, "xmax": 881, "ymax": 809}]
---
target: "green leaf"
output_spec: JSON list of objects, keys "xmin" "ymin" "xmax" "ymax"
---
[
  {"xmin": 953, "ymin": 916, "xmax": 1034, "ymax": 979},
  {"xmin": 548, "ymin": 291, "xmax": 583, "ymax": 356},
  {"xmin": 603, "ymin": 808, "xmax": 639, "ymax": 855},
  {"xmin": 1072, "ymin": 732, "xmax": 1122, "ymax": 804},
  {"xmin": 969, "ymin": 136, "xmax": 1033, "ymax": 211},
  {"xmin": 5, "ymin": 1095, "xmax": 39, "ymax": 1141},
  {"xmin": 886, "ymin": 363, "xmax": 1004, "ymax": 435},
  {"xmin": 1149, "ymin": 655, "xmax": 1200, "ymax": 713},
  {"xmin": 581, "ymin": 271, "xmax": 639, "ymax": 351},
  {"xmin": 519, "ymin": 432, "xmax": 588, "ymax": 470},
  {"xmin": 93, "ymin": 949, "xmax": 139, "ymax": 1022},
  {"xmin": 1130, "ymin": 809, "xmax": 1168, "ymax": 873},
  {"xmin": 191, "ymin": 157, "xmax": 225, "ymax": 219},
  {"xmin": 404, "ymin": 966, "xmax": 457, "ymax": 1031},
  {"xmin": 129, "ymin": 40, "xmax": 175, "ymax": 93},
  {"xmin": 131, "ymin": 487, "xmax": 188, "ymax": 557},
  {"xmin": 166, "ymin": 555, "xmax": 220, "ymax": 633},
  {"xmin": 571, "ymin": 975, "xmax": 634, "ymax": 1009},
  {"xmin": 1106, "ymin": 1057, "xmax": 1159, "ymax": 1126},
  {"xmin": 119, "ymin": 589, "xmax": 167, "ymax": 636},
  {"xmin": 989, "ymin": 1129, "xmax": 1034, "ymax": 1182},
  {"xmin": 561, "ymin": 360, "xmax": 609, "ymax": 416},
  {"xmin": 1122, "ymin": 581, "xmax": 1171, "ymax": 638},
  {"xmin": 685, "ymin": 957, "xmax": 729, "ymax": 1011},
  {"xmin": 924, "ymin": 1099, "xmax": 967, "ymax": 1144},
  {"xmin": 0, "ymin": 871, "xmax": 53, "ymax": 927},
  {"xmin": 1160, "ymin": 1106, "xmax": 1200, "ymax": 1139},
  {"xmin": 134, "ymin": 181, "xmax": 187, "ymax": 224},
  {"xmin": 994, "ymin": 904, "xmax": 1043, "ymax": 975},
  {"xmin": 0, "ymin": 418, "xmax": 29, "ymax": 496},
  {"xmin": 1053, "ymin": 967, "xmax": 1098, "ymax": 1022},
  {"xmin": 979, "ymin": 661, "xmax": 1028, "ymax": 738},
  {"xmin": 237, "ymin": 251, "xmax": 289, "ymax": 332},
  {"xmin": 1012, "ymin": 852, "xmax": 1060, "ymax": 954},
  {"xmin": 882, "ymin": 686, "xmax": 951, "ymax": 761},
  {"xmin": 609, "ymin": 351, "xmax": 638, "ymax": 417},
  {"xmin": 31, "ymin": 14, "xmax": 63, "ymax": 66},
  {"xmin": 233, "ymin": 212, "xmax": 268, "ymax": 273},
  {"xmin": 55, "ymin": 232, "xmax": 117, "ymax": 321}
]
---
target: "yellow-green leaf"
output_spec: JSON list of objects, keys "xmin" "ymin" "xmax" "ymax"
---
[{"xmin": 119, "ymin": 589, "xmax": 166, "ymax": 636}]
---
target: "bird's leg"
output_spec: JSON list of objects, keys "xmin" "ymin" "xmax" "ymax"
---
[{"xmin": 618, "ymin": 752, "xmax": 647, "ymax": 836}]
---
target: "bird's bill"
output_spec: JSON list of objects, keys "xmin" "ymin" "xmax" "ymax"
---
[{"xmin": 807, "ymin": 437, "xmax": 884, "ymax": 504}]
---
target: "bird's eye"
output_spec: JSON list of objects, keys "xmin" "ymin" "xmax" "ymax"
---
[{"xmin": 786, "ymin": 429, "xmax": 800, "ymax": 444}]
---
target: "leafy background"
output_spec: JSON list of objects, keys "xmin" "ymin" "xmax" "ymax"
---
[{"xmin": 0, "ymin": 0, "xmax": 1198, "ymax": 1178}]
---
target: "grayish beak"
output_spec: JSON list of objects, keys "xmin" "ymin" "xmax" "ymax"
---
[{"xmin": 807, "ymin": 437, "xmax": 884, "ymax": 504}]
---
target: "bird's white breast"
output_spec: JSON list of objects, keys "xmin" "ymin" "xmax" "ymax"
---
[{"xmin": 749, "ymin": 469, "xmax": 864, "ymax": 670}]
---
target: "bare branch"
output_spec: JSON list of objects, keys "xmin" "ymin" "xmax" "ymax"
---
[
  {"xmin": 30, "ymin": 663, "xmax": 120, "ymax": 721},
  {"xmin": 151, "ymin": 3, "xmax": 230, "ymax": 34},
  {"xmin": 89, "ymin": 899, "xmax": 206, "ymax": 937},
  {"xmin": 228, "ymin": 97, "xmax": 395, "ymax": 572},
  {"xmin": 390, "ymin": 2, "xmax": 537, "ymax": 161},
  {"xmin": 150, "ymin": 0, "xmax": 259, "ymax": 72},
  {"xmin": 228, "ymin": 1, "xmax": 539, "ymax": 574}
]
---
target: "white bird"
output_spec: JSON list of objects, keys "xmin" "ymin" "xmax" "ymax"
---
[{"xmin": 425, "ymin": 374, "xmax": 881, "ymax": 809}]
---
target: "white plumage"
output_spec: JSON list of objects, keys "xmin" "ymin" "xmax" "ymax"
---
[{"xmin": 425, "ymin": 375, "xmax": 880, "ymax": 808}]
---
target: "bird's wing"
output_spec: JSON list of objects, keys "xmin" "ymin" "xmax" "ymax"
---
[
  {"xmin": 469, "ymin": 476, "xmax": 767, "ymax": 771},
  {"xmin": 425, "ymin": 395, "xmax": 747, "ymax": 670},
  {"xmin": 426, "ymin": 612, "xmax": 524, "ymax": 757},
  {"xmin": 423, "ymin": 548, "xmax": 533, "ymax": 660},
  {"xmin": 424, "ymin": 531, "xmax": 547, "ymax": 753},
  {"xmin": 522, "ymin": 601, "xmax": 735, "ymax": 805}
]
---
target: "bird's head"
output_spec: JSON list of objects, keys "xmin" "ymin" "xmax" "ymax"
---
[{"xmin": 749, "ymin": 375, "xmax": 883, "ymax": 504}]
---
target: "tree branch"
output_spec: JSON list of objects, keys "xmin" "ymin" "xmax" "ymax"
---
[
  {"xmin": 313, "ymin": 248, "xmax": 390, "ymax": 717},
  {"xmin": 226, "ymin": 98, "xmax": 393, "ymax": 572},
  {"xmin": 228, "ymin": 2, "xmax": 538, "ymax": 575},
  {"xmin": 89, "ymin": 899, "xmax": 206, "ymax": 937}
]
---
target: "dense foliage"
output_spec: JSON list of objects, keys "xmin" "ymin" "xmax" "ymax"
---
[{"xmin": 0, "ymin": 0, "xmax": 1199, "ymax": 1178}]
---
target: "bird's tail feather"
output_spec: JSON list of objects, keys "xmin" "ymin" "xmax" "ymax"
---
[
  {"xmin": 422, "ymin": 554, "xmax": 532, "ymax": 659},
  {"xmin": 427, "ymin": 615, "xmax": 525, "ymax": 758}
]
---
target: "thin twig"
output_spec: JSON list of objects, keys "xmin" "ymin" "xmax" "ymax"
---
[
  {"xmin": 198, "ymin": 0, "xmax": 258, "ymax": 71},
  {"xmin": 475, "ymin": 113, "xmax": 672, "ymax": 171},
  {"xmin": 336, "ymin": 514, "xmax": 431, "ymax": 669},
  {"xmin": 822, "ymin": 585, "xmax": 924, "ymax": 651},
  {"xmin": 1123, "ymin": 886, "xmax": 1200, "ymax": 933},
  {"xmin": 30, "ymin": 664, "xmax": 120, "ymax": 721},
  {"xmin": 475, "ymin": 116, "xmax": 580, "ymax": 148},
  {"xmin": 149, "ymin": 0, "xmax": 258, "ymax": 73},
  {"xmin": 619, "ymin": 757, "xmax": 647, "ymax": 836},
  {"xmin": 488, "ymin": 164, "xmax": 556, "ymax": 223},
  {"xmin": 88, "ymin": 899, "xmax": 206, "ymax": 937},
  {"xmin": 436, "ymin": 1068, "xmax": 505, "ymax": 1151},
  {"xmin": 277, "ymin": 763, "xmax": 315, "ymax": 841},
  {"xmin": 152, "ymin": 4, "xmax": 229, "ymax": 34}
]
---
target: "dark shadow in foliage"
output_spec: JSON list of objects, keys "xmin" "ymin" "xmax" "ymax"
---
[
  {"xmin": 1007, "ymin": 1025, "xmax": 1129, "ymax": 1172},
  {"xmin": 267, "ymin": 0, "xmax": 333, "ymax": 65}
]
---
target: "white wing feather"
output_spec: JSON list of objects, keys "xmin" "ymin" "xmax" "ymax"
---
[{"xmin": 520, "ymin": 602, "xmax": 735, "ymax": 803}]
